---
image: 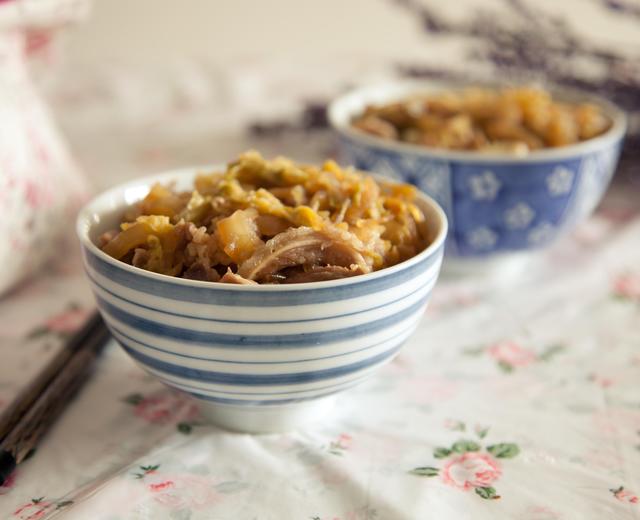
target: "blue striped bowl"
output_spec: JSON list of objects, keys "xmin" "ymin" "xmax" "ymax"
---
[{"xmin": 77, "ymin": 167, "xmax": 448, "ymax": 432}]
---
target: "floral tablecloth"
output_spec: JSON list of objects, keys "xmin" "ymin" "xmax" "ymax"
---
[
  {"xmin": 2, "ymin": 180, "xmax": 639, "ymax": 520},
  {"xmin": 2, "ymin": 21, "xmax": 640, "ymax": 518}
]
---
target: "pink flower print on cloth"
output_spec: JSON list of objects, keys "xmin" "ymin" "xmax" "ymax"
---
[
  {"xmin": 328, "ymin": 433, "xmax": 352, "ymax": 455},
  {"xmin": 611, "ymin": 486, "xmax": 639, "ymax": 504},
  {"xmin": 13, "ymin": 499, "xmax": 53, "ymax": 520},
  {"xmin": 125, "ymin": 390, "xmax": 200, "ymax": 427},
  {"xmin": 613, "ymin": 273, "xmax": 640, "ymax": 302},
  {"xmin": 26, "ymin": 304, "xmax": 91, "ymax": 340},
  {"xmin": 45, "ymin": 307, "xmax": 91, "ymax": 334},
  {"xmin": 487, "ymin": 341, "xmax": 537, "ymax": 369},
  {"xmin": 135, "ymin": 394, "xmax": 199, "ymax": 425},
  {"xmin": 441, "ymin": 452, "xmax": 502, "ymax": 490},
  {"xmin": 145, "ymin": 473, "xmax": 220, "ymax": 511},
  {"xmin": 410, "ymin": 421, "xmax": 519, "ymax": 500},
  {"xmin": 12, "ymin": 497, "xmax": 72, "ymax": 519},
  {"xmin": 465, "ymin": 339, "xmax": 565, "ymax": 373}
]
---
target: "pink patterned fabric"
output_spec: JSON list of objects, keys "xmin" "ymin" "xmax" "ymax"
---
[{"xmin": 0, "ymin": 1, "xmax": 89, "ymax": 296}]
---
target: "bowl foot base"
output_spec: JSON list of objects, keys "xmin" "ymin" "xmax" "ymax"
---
[
  {"xmin": 441, "ymin": 252, "xmax": 542, "ymax": 283},
  {"xmin": 198, "ymin": 395, "xmax": 337, "ymax": 434}
]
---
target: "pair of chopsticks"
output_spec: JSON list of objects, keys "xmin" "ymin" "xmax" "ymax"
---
[{"xmin": 0, "ymin": 311, "xmax": 110, "ymax": 485}]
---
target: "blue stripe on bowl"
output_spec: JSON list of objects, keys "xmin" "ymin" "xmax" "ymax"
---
[
  {"xmin": 83, "ymin": 244, "xmax": 442, "ymax": 306},
  {"xmin": 153, "ymin": 370, "xmax": 372, "ymax": 396},
  {"xmin": 186, "ymin": 387, "xmax": 357, "ymax": 406},
  {"xmin": 109, "ymin": 318, "xmax": 417, "ymax": 364},
  {"xmin": 87, "ymin": 266, "xmax": 437, "ymax": 324},
  {"xmin": 97, "ymin": 293, "xmax": 429, "ymax": 348},
  {"xmin": 120, "ymin": 341, "xmax": 405, "ymax": 386}
]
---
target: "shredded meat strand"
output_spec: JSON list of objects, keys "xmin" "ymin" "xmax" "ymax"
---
[
  {"xmin": 237, "ymin": 227, "xmax": 370, "ymax": 282},
  {"xmin": 281, "ymin": 265, "xmax": 363, "ymax": 284}
]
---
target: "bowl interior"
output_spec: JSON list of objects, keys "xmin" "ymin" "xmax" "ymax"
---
[{"xmin": 77, "ymin": 166, "xmax": 449, "ymax": 289}]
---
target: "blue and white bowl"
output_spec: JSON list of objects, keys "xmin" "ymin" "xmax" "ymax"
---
[
  {"xmin": 77, "ymin": 167, "xmax": 448, "ymax": 433},
  {"xmin": 329, "ymin": 82, "xmax": 626, "ymax": 271}
]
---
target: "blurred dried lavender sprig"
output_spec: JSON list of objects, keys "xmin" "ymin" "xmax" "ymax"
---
[{"xmin": 392, "ymin": 0, "xmax": 639, "ymax": 179}]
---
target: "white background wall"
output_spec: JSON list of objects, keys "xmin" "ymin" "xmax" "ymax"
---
[{"xmin": 64, "ymin": 0, "xmax": 639, "ymax": 67}]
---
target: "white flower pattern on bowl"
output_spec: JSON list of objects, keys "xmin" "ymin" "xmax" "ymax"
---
[
  {"xmin": 466, "ymin": 227, "xmax": 498, "ymax": 250},
  {"xmin": 547, "ymin": 167, "xmax": 574, "ymax": 196},
  {"xmin": 504, "ymin": 203, "xmax": 536, "ymax": 230},
  {"xmin": 468, "ymin": 171, "xmax": 502, "ymax": 201}
]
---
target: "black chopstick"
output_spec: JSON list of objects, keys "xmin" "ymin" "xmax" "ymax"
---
[
  {"xmin": 0, "ymin": 312, "xmax": 103, "ymax": 443},
  {"xmin": 0, "ymin": 311, "xmax": 110, "ymax": 484}
]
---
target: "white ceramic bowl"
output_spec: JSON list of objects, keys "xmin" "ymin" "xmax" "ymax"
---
[
  {"xmin": 329, "ymin": 81, "xmax": 627, "ymax": 275},
  {"xmin": 77, "ymin": 166, "xmax": 448, "ymax": 433}
]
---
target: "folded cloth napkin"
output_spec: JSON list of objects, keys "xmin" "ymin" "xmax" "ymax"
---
[{"xmin": 0, "ymin": 0, "xmax": 90, "ymax": 296}]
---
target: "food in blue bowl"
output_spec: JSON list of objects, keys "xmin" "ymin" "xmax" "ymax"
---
[
  {"xmin": 76, "ymin": 152, "xmax": 448, "ymax": 432},
  {"xmin": 329, "ymin": 83, "xmax": 626, "ymax": 271}
]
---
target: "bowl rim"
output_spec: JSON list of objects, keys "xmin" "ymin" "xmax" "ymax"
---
[
  {"xmin": 76, "ymin": 165, "xmax": 448, "ymax": 292},
  {"xmin": 328, "ymin": 80, "xmax": 628, "ymax": 164}
]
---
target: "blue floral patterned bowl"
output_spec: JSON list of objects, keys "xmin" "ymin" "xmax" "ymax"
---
[
  {"xmin": 76, "ymin": 166, "xmax": 448, "ymax": 433},
  {"xmin": 329, "ymin": 82, "xmax": 626, "ymax": 267}
]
